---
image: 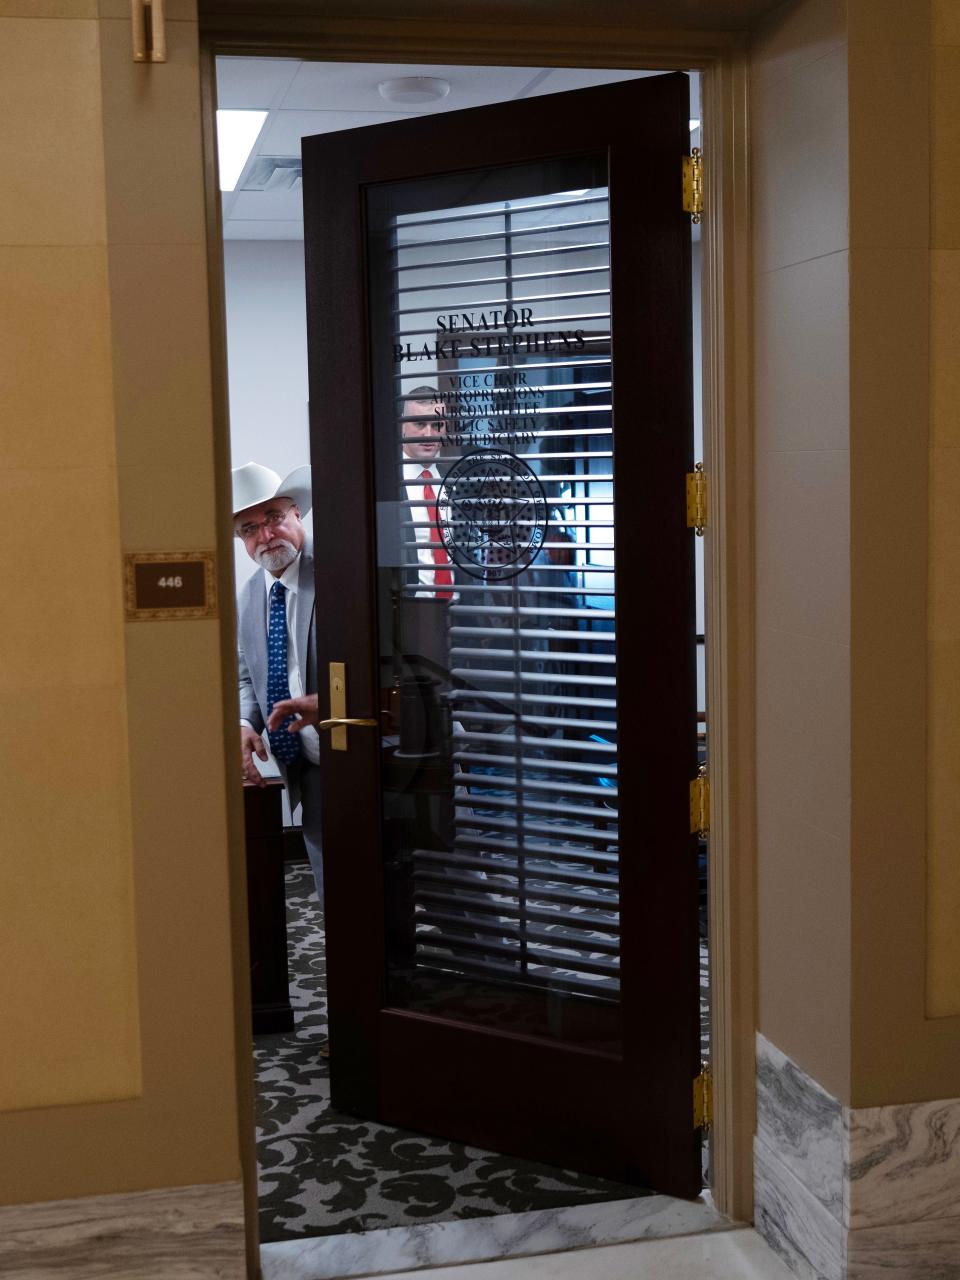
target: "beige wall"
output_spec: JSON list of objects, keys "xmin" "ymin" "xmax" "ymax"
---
[
  {"xmin": 927, "ymin": 0, "xmax": 960, "ymax": 1018},
  {"xmin": 0, "ymin": 1, "xmax": 247, "ymax": 1206},
  {"xmin": 846, "ymin": 0, "xmax": 934, "ymax": 1105},
  {"xmin": 751, "ymin": 0, "xmax": 852, "ymax": 1101},
  {"xmin": 4, "ymin": 0, "xmax": 957, "ymax": 1235},
  {"xmin": 0, "ymin": 8, "xmax": 142, "ymax": 1114},
  {"xmin": 753, "ymin": 0, "xmax": 960, "ymax": 1106}
]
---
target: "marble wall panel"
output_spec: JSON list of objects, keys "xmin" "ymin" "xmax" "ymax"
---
[
  {"xmin": 846, "ymin": 1097, "xmax": 960, "ymax": 1229},
  {"xmin": 757, "ymin": 1034, "xmax": 844, "ymax": 1220},
  {"xmin": 757, "ymin": 1035, "xmax": 960, "ymax": 1279},
  {"xmin": 0, "ymin": 1181, "xmax": 246, "ymax": 1279},
  {"xmin": 846, "ymin": 1213, "xmax": 960, "ymax": 1280},
  {"xmin": 754, "ymin": 1138, "xmax": 843, "ymax": 1280}
]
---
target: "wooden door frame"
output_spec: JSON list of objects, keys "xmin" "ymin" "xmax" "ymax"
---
[{"xmin": 198, "ymin": 11, "xmax": 755, "ymax": 1257}]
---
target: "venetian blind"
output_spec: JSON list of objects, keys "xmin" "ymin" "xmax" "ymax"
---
[{"xmin": 393, "ymin": 188, "xmax": 620, "ymax": 1002}]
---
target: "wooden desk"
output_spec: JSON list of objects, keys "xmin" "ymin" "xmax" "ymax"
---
[{"xmin": 244, "ymin": 780, "xmax": 295, "ymax": 1034}]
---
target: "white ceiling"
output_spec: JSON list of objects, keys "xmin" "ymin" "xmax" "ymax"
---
[{"xmin": 216, "ymin": 59, "xmax": 699, "ymax": 240}]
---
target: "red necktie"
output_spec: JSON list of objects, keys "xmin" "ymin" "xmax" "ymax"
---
[{"xmin": 420, "ymin": 468, "xmax": 453, "ymax": 598}]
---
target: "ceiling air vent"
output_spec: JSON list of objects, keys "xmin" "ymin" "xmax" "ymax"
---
[{"xmin": 241, "ymin": 156, "xmax": 303, "ymax": 192}]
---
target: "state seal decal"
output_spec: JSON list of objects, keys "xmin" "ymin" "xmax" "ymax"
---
[{"xmin": 436, "ymin": 451, "xmax": 548, "ymax": 581}]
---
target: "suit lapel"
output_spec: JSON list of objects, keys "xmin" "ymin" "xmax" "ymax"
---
[
  {"xmin": 246, "ymin": 572, "xmax": 269, "ymax": 710},
  {"xmin": 296, "ymin": 539, "xmax": 315, "ymax": 692}
]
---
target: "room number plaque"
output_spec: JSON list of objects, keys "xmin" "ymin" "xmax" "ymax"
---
[{"xmin": 124, "ymin": 551, "xmax": 217, "ymax": 621}]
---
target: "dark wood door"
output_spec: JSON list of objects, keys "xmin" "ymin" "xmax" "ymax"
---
[{"xmin": 303, "ymin": 72, "xmax": 702, "ymax": 1197}]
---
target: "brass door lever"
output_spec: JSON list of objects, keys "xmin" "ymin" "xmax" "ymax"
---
[{"xmin": 318, "ymin": 717, "xmax": 378, "ymax": 731}]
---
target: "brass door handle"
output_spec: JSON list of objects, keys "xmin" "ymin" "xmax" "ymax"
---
[{"xmin": 317, "ymin": 717, "xmax": 378, "ymax": 731}]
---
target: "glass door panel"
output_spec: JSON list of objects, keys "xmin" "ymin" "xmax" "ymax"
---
[{"xmin": 367, "ymin": 158, "xmax": 621, "ymax": 1049}]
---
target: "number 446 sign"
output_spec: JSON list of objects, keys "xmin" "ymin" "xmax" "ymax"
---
[{"xmin": 124, "ymin": 552, "xmax": 217, "ymax": 621}]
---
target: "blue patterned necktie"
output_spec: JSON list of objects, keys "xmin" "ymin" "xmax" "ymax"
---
[{"xmin": 266, "ymin": 580, "xmax": 301, "ymax": 765}]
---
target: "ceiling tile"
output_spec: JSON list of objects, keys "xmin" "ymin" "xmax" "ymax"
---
[
  {"xmin": 219, "ymin": 58, "xmax": 699, "ymax": 241},
  {"xmin": 280, "ymin": 60, "xmax": 544, "ymax": 112},
  {"xmin": 216, "ymin": 56, "xmax": 299, "ymax": 109},
  {"xmin": 260, "ymin": 108, "xmax": 423, "ymax": 155},
  {"xmin": 523, "ymin": 68, "xmax": 699, "ymax": 118},
  {"xmin": 224, "ymin": 219, "xmax": 304, "ymax": 241},
  {"xmin": 522, "ymin": 67, "xmax": 657, "ymax": 95},
  {"xmin": 228, "ymin": 189, "xmax": 305, "ymax": 222}
]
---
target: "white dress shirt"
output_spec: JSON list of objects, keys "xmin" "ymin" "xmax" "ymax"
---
[
  {"xmin": 240, "ymin": 552, "xmax": 320, "ymax": 765},
  {"xmin": 403, "ymin": 460, "xmax": 450, "ymax": 591}
]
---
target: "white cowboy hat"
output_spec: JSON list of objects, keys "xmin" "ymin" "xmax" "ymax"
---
[{"xmin": 231, "ymin": 462, "xmax": 312, "ymax": 516}]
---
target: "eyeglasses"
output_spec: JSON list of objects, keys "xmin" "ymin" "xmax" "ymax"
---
[{"xmin": 235, "ymin": 504, "xmax": 294, "ymax": 540}]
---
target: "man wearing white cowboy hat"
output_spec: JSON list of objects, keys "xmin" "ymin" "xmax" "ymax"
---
[{"xmin": 233, "ymin": 461, "xmax": 324, "ymax": 902}]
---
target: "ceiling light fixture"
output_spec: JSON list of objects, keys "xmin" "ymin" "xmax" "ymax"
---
[
  {"xmin": 378, "ymin": 76, "xmax": 451, "ymax": 106},
  {"xmin": 216, "ymin": 109, "xmax": 268, "ymax": 192}
]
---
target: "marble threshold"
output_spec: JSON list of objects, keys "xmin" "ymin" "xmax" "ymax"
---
[
  {"xmin": 364, "ymin": 1228, "xmax": 797, "ymax": 1280},
  {"xmin": 260, "ymin": 1191, "xmax": 735, "ymax": 1279}
]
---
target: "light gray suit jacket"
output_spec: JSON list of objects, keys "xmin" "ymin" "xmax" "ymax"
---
[{"xmin": 237, "ymin": 535, "xmax": 317, "ymax": 808}]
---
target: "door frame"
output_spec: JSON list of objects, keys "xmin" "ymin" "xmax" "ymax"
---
[{"xmin": 197, "ymin": 7, "xmax": 755, "ymax": 1251}]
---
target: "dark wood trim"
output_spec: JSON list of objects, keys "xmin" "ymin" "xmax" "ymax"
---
[
  {"xmin": 198, "ymin": 10, "xmax": 733, "ymax": 65},
  {"xmin": 244, "ymin": 784, "xmax": 295, "ymax": 1037},
  {"xmin": 379, "ymin": 1010, "xmax": 640, "ymax": 1183},
  {"xmin": 196, "ymin": 0, "xmax": 779, "ymax": 61},
  {"xmin": 197, "ymin": 0, "xmax": 772, "ymax": 19},
  {"xmin": 305, "ymin": 72, "xmax": 701, "ymax": 1197},
  {"xmin": 198, "ymin": 12, "xmax": 756, "ymax": 1222},
  {"xmin": 198, "ymin": 42, "xmax": 263, "ymax": 1279}
]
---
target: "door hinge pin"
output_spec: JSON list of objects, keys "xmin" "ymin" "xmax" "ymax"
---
[
  {"xmin": 694, "ymin": 1062, "xmax": 713, "ymax": 1130},
  {"xmin": 686, "ymin": 462, "xmax": 707, "ymax": 535},
  {"xmin": 682, "ymin": 147, "xmax": 703, "ymax": 222},
  {"xmin": 690, "ymin": 765, "xmax": 710, "ymax": 838}
]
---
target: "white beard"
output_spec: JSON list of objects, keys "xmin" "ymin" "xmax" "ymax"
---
[{"xmin": 255, "ymin": 539, "xmax": 298, "ymax": 574}]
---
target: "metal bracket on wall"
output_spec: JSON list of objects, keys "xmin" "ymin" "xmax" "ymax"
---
[{"xmin": 132, "ymin": 0, "xmax": 167, "ymax": 62}]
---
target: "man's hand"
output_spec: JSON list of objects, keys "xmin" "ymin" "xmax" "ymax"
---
[
  {"xmin": 267, "ymin": 693, "xmax": 320, "ymax": 733},
  {"xmin": 241, "ymin": 725, "xmax": 269, "ymax": 786}
]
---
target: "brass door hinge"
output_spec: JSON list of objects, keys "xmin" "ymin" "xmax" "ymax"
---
[
  {"xmin": 693, "ymin": 1063, "xmax": 713, "ymax": 1130},
  {"xmin": 682, "ymin": 147, "xmax": 703, "ymax": 223},
  {"xmin": 686, "ymin": 463, "xmax": 707, "ymax": 535},
  {"xmin": 690, "ymin": 765, "xmax": 710, "ymax": 838}
]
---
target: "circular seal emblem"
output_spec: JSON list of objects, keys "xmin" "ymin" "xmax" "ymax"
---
[{"xmin": 436, "ymin": 451, "xmax": 548, "ymax": 581}]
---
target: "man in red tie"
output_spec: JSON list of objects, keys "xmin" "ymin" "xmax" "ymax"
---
[{"xmin": 400, "ymin": 386, "xmax": 454, "ymax": 597}]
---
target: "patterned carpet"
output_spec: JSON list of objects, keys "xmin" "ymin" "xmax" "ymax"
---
[{"xmin": 254, "ymin": 865, "xmax": 708, "ymax": 1243}]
